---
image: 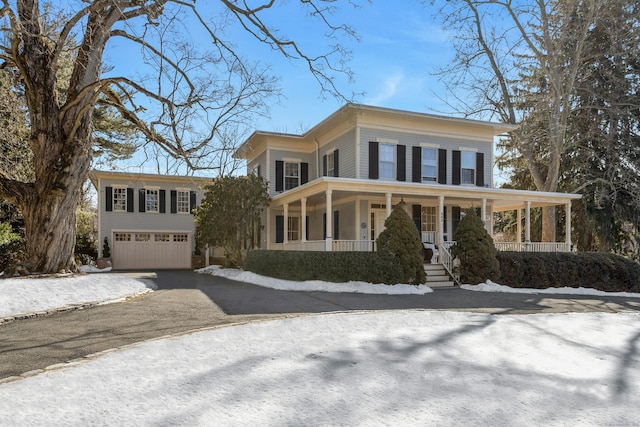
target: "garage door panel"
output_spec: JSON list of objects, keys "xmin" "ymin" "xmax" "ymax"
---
[{"xmin": 112, "ymin": 232, "xmax": 191, "ymax": 269}]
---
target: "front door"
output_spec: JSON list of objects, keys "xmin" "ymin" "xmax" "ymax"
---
[{"xmin": 371, "ymin": 209, "xmax": 388, "ymax": 241}]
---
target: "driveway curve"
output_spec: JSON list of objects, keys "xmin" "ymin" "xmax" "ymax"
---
[{"xmin": 1, "ymin": 269, "xmax": 639, "ymax": 380}]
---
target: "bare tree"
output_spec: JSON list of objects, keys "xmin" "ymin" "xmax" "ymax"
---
[
  {"xmin": 0, "ymin": 0, "xmax": 358, "ymax": 274},
  {"xmin": 430, "ymin": 0, "xmax": 603, "ymax": 241}
]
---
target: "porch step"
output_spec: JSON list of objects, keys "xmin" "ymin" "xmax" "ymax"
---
[{"xmin": 424, "ymin": 263, "xmax": 455, "ymax": 288}]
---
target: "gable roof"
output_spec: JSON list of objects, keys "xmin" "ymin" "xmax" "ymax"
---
[{"xmin": 88, "ymin": 170, "xmax": 213, "ymax": 189}]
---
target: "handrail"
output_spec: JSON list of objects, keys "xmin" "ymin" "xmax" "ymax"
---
[{"xmin": 438, "ymin": 242, "xmax": 460, "ymax": 285}]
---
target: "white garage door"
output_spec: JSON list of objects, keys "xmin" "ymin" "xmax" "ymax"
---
[{"xmin": 112, "ymin": 232, "xmax": 192, "ymax": 269}]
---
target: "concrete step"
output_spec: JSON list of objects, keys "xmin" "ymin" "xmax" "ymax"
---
[
  {"xmin": 426, "ymin": 274, "xmax": 451, "ymax": 282},
  {"xmin": 427, "ymin": 281, "xmax": 456, "ymax": 288}
]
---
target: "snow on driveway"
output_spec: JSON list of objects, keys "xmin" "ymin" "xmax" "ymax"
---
[{"xmin": 1, "ymin": 310, "xmax": 639, "ymax": 426}]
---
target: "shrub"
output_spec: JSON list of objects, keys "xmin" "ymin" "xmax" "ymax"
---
[
  {"xmin": 451, "ymin": 209, "xmax": 500, "ymax": 285},
  {"xmin": 244, "ymin": 250, "xmax": 405, "ymax": 285},
  {"xmin": 75, "ymin": 235, "xmax": 98, "ymax": 266},
  {"xmin": 496, "ymin": 252, "xmax": 640, "ymax": 292},
  {"xmin": 376, "ymin": 202, "xmax": 426, "ymax": 284},
  {"xmin": 0, "ymin": 222, "xmax": 25, "ymax": 272},
  {"xmin": 102, "ymin": 237, "xmax": 111, "ymax": 258}
]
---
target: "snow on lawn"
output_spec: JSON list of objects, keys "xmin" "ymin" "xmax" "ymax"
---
[
  {"xmin": 1, "ymin": 309, "xmax": 639, "ymax": 426},
  {"xmin": 0, "ymin": 273, "xmax": 152, "ymax": 319},
  {"xmin": 197, "ymin": 264, "xmax": 434, "ymax": 295},
  {"xmin": 463, "ymin": 280, "xmax": 640, "ymax": 298}
]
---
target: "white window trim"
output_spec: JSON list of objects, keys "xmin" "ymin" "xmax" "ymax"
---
[
  {"xmin": 176, "ymin": 188, "xmax": 190, "ymax": 214},
  {"xmin": 284, "ymin": 161, "xmax": 300, "ymax": 191},
  {"xmin": 112, "ymin": 185, "xmax": 128, "ymax": 212},
  {"xmin": 379, "ymin": 142, "xmax": 396, "ymax": 180},
  {"xmin": 461, "ymin": 151, "xmax": 476, "ymax": 185},
  {"xmin": 287, "ymin": 215, "xmax": 301, "ymax": 241},
  {"xmin": 459, "ymin": 146, "xmax": 478, "ymax": 152},
  {"xmin": 327, "ymin": 151, "xmax": 335, "ymax": 177},
  {"xmin": 421, "ymin": 147, "xmax": 438, "ymax": 182},
  {"xmin": 145, "ymin": 187, "xmax": 160, "ymax": 213},
  {"xmin": 375, "ymin": 137, "xmax": 398, "ymax": 145},
  {"xmin": 420, "ymin": 142, "xmax": 440, "ymax": 149}
]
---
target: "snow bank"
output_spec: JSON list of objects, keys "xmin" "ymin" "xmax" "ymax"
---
[
  {"xmin": 196, "ymin": 265, "xmax": 434, "ymax": 295},
  {"xmin": 463, "ymin": 280, "xmax": 640, "ymax": 298},
  {"xmin": 0, "ymin": 274, "xmax": 152, "ymax": 319}
]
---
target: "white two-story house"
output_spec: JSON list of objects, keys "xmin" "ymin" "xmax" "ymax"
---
[
  {"xmin": 235, "ymin": 103, "xmax": 581, "ymax": 269},
  {"xmin": 90, "ymin": 170, "xmax": 211, "ymax": 269}
]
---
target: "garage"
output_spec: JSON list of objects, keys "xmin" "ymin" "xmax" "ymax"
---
[{"xmin": 112, "ymin": 231, "xmax": 192, "ymax": 269}]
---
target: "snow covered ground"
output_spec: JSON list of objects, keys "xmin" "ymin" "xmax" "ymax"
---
[
  {"xmin": 2, "ymin": 270, "xmax": 640, "ymax": 425},
  {"xmin": 1, "ymin": 309, "xmax": 639, "ymax": 426},
  {"xmin": 0, "ymin": 272, "xmax": 152, "ymax": 320}
]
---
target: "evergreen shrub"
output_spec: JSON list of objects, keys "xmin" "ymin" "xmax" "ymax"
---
[
  {"xmin": 244, "ymin": 250, "xmax": 404, "ymax": 285},
  {"xmin": 497, "ymin": 252, "xmax": 640, "ymax": 292},
  {"xmin": 451, "ymin": 209, "xmax": 500, "ymax": 285},
  {"xmin": 0, "ymin": 223, "xmax": 24, "ymax": 272},
  {"xmin": 376, "ymin": 202, "xmax": 426, "ymax": 284}
]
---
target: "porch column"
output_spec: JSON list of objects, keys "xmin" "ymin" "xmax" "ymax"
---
[
  {"xmin": 516, "ymin": 208, "xmax": 522, "ymax": 243},
  {"xmin": 481, "ymin": 198, "xmax": 488, "ymax": 235},
  {"xmin": 325, "ymin": 189, "xmax": 333, "ymax": 251},
  {"xmin": 438, "ymin": 195, "xmax": 445, "ymax": 244},
  {"xmin": 565, "ymin": 201, "xmax": 572, "ymax": 250},
  {"xmin": 301, "ymin": 197, "xmax": 307, "ymax": 243},
  {"xmin": 525, "ymin": 201, "xmax": 531, "ymax": 243},
  {"xmin": 283, "ymin": 203, "xmax": 289, "ymax": 245},
  {"xmin": 386, "ymin": 193, "xmax": 392, "ymax": 218}
]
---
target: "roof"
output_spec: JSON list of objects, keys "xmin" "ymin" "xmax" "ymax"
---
[
  {"xmin": 234, "ymin": 103, "xmax": 518, "ymax": 159},
  {"xmin": 88, "ymin": 170, "xmax": 214, "ymax": 189}
]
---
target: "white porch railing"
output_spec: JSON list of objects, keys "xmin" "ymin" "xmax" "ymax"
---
[
  {"xmin": 494, "ymin": 242, "xmax": 572, "ymax": 252},
  {"xmin": 333, "ymin": 240, "xmax": 376, "ymax": 252}
]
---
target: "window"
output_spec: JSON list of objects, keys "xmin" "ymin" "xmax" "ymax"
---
[
  {"xmin": 146, "ymin": 189, "xmax": 159, "ymax": 212},
  {"xmin": 461, "ymin": 151, "xmax": 476, "ymax": 184},
  {"xmin": 114, "ymin": 233, "xmax": 131, "ymax": 242},
  {"xmin": 113, "ymin": 187, "xmax": 127, "ymax": 212},
  {"xmin": 135, "ymin": 233, "xmax": 151, "ymax": 242},
  {"xmin": 155, "ymin": 234, "xmax": 170, "ymax": 242},
  {"xmin": 327, "ymin": 152, "xmax": 335, "ymax": 177},
  {"xmin": 379, "ymin": 143, "xmax": 395, "ymax": 179},
  {"xmin": 422, "ymin": 206, "xmax": 437, "ymax": 233},
  {"xmin": 177, "ymin": 190, "xmax": 190, "ymax": 214},
  {"xmin": 287, "ymin": 217, "xmax": 300, "ymax": 241},
  {"xmin": 173, "ymin": 234, "xmax": 189, "ymax": 242},
  {"xmin": 285, "ymin": 162, "xmax": 299, "ymax": 190},
  {"xmin": 422, "ymin": 148, "xmax": 437, "ymax": 182}
]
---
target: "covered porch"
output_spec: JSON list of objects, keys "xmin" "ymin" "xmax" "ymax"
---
[{"xmin": 265, "ymin": 177, "xmax": 581, "ymax": 256}]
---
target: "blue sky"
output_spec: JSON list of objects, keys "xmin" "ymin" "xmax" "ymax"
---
[
  {"xmin": 102, "ymin": 1, "xmax": 460, "ymax": 172},
  {"xmin": 239, "ymin": 1, "xmax": 456, "ymax": 133}
]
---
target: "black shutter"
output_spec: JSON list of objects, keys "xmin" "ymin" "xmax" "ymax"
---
[
  {"xmin": 333, "ymin": 150, "xmax": 339, "ymax": 177},
  {"xmin": 126, "ymin": 188, "xmax": 134, "ymax": 212},
  {"xmin": 396, "ymin": 144, "xmax": 406, "ymax": 181},
  {"xmin": 412, "ymin": 204, "xmax": 421, "ymax": 233},
  {"xmin": 190, "ymin": 191, "xmax": 196, "ymax": 213},
  {"xmin": 275, "ymin": 215, "xmax": 284, "ymax": 243},
  {"xmin": 412, "ymin": 147, "xmax": 421, "ymax": 183},
  {"xmin": 105, "ymin": 186, "xmax": 113, "ymax": 212},
  {"xmin": 334, "ymin": 210, "xmax": 339, "ymax": 240},
  {"xmin": 275, "ymin": 160, "xmax": 284, "ymax": 192},
  {"xmin": 159, "ymin": 190, "xmax": 166, "ymax": 213},
  {"xmin": 438, "ymin": 149, "xmax": 447, "ymax": 184},
  {"xmin": 170, "ymin": 190, "xmax": 177, "ymax": 214},
  {"xmin": 369, "ymin": 141, "xmax": 379, "ymax": 179},
  {"xmin": 452, "ymin": 206, "xmax": 461, "ymax": 237},
  {"xmin": 322, "ymin": 155, "xmax": 327, "ymax": 176},
  {"xmin": 476, "ymin": 152, "xmax": 485, "ymax": 187},
  {"xmin": 452, "ymin": 150, "xmax": 461, "ymax": 185},
  {"xmin": 301, "ymin": 162, "xmax": 309, "ymax": 184},
  {"xmin": 139, "ymin": 189, "xmax": 146, "ymax": 213},
  {"xmin": 306, "ymin": 216, "xmax": 310, "ymax": 241}
]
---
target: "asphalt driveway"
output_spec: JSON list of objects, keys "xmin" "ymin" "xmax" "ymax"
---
[{"xmin": 2, "ymin": 269, "xmax": 640, "ymax": 380}]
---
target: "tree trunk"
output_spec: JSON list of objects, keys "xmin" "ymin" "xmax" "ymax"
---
[{"xmin": 541, "ymin": 206, "xmax": 557, "ymax": 243}]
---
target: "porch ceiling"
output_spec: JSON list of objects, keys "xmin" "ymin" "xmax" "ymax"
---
[{"xmin": 271, "ymin": 177, "xmax": 581, "ymax": 210}]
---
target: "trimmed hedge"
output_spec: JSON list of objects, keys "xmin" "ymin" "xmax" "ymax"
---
[
  {"xmin": 497, "ymin": 252, "xmax": 640, "ymax": 293},
  {"xmin": 244, "ymin": 250, "xmax": 405, "ymax": 285}
]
